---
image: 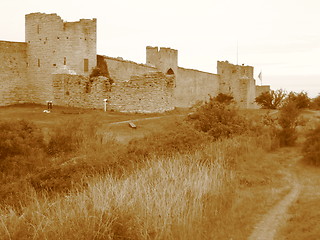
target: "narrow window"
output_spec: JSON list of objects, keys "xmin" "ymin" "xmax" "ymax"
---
[
  {"xmin": 38, "ymin": 59, "xmax": 40, "ymax": 67},
  {"xmin": 64, "ymin": 57, "xmax": 67, "ymax": 65},
  {"xmin": 37, "ymin": 25, "xmax": 40, "ymax": 34},
  {"xmin": 84, "ymin": 59, "xmax": 89, "ymax": 72}
]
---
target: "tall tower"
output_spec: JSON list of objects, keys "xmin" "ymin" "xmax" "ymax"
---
[
  {"xmin": 25, "ymin": 13, "xmax": 97, "ymax": 103},
  {"xmin": 217, "ymin": 61, "xmax": 256, "ymax": 108}
]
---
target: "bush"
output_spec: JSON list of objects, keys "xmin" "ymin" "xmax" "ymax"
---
[
  {"xmin": 187, "ymin": 98, "xmax": 248, "ymax": 140},
  {"xmin": 0, "ymin": 120, "xmax": 45, "ymax": 160},
  {"xmin": 128, "ymin": 122, "xmax": 208, "ymax": 158},
  {"xmin": 255, "ymin": 89, "xmax": 286, "ymax": 109},
  {"xmin": 286, "ymin": 91, "xmax": 311, "ymax": 109},
  {"xmin": 302, "ymin": 124, "xmax": 320, "ymax": 166},
  {"xmin": 310, "ymin": 95, "xmax": 320, "ymax": 110},
  {"xmin": 277, "ymin": 102, "xmax": 301, "ymax": 146},
  {"xmin": 214, "ymin": 93, "xmax": 234, "ymax": 105}
]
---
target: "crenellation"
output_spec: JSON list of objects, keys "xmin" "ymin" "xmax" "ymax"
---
[{"xmin": 0, "ymin": 12, "xmax": 269, "ymax": 111}]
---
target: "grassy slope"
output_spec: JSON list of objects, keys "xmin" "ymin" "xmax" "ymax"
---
[{"xmin": 1, "ymin": 104, "xmax": 316, "ymax": 239}]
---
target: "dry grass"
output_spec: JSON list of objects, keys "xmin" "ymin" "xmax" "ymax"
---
[
  {"xmin": 277, "ymin": 161, "xmax": 320, "ymax": 240},
  {"xmin": 0, "ymin": 133, "xmax": 291, "ymax": 240}
]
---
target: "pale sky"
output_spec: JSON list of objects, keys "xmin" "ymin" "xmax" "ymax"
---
[{"xmin": 1, "ymin": 0, "xmax": 319, "ymax": 97}]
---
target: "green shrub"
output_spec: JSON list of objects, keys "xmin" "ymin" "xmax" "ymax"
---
[
  {"xmin": 187, "ymin": 98, "xmax": 248, "ymax": 140},
  {"xmin": 0, "ymin": 120, "xmax": 45, "ymax": 160},
  {"xmin": 302, "ymin": 124, "xmax": 320, "ymax": 166},
  {"xmin": 214, "ymin": 93, "xmax": 234, "ymax": 105},
  {"xmin": 277, "ymin": 102, "xmax": 301, "ymax": 146},
  {"xmin": 128, "ymin": 122, "xmax": 208, "ymax": 158},
  {"xmin": 255, "ymin": 89, "xmax": 286, "ymax": 109},
  {"xmin": 286, "ymin": 91, "xmax": 311, "ymax": 109}
]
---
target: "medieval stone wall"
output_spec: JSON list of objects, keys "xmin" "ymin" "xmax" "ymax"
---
[
  {"xmin": 25, "ymin": 13, "xmax": 96, "ymax": 104},
  {"xmin": 108, "ymin": 72, "xmax": 174, "ymax": 113},
  {"xmin": 52, "ymin": 72, "xmax": 174, "ymax": 113},
  {"xmin": 53, "ymin": 74, "xmax": 109, "ymax": 109},
  {"xmin": 0, "ymin": 41, "xmax": 29, "ymax": 106},
  {"xmin": 217, "ymin": 61, "xmax": 257, "ymax": 108},
  {"xmin": 175, "ymin": 67, "xmax": 220, "ymax": 107},
  {"xmin": 102, "ymin": 56, "xmax": 157, "ymax": 82}
]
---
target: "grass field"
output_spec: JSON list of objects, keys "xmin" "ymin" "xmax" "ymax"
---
[{"xmin": 0, "ymin": 103, "xmax": 319, "ymax": 239}]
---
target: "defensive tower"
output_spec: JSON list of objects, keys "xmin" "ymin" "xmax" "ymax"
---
[{"xmin": 25, "ymin": 13, "xmax": 97, "ymax": 102}]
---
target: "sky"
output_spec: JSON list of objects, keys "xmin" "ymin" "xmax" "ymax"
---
[{"xmin": 1, "ymin": 0, "xmax": 319, "ymax": 97}]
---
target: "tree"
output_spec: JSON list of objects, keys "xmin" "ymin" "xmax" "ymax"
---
[
  {"xmin": 286, "ymin": 91, "xmax": 311, "ymax": 109},
  {"xmin": 277, "ymin": 101, "xmax": 302, "ymax": 146},
  {"xmin": 255, "ymin": 89, "xmax": 286, "ymax": 109}
]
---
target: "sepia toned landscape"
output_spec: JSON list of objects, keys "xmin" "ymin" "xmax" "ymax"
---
[{"xmin": 1, "ymin": 0, "xmax": 320, "ymax": 239}]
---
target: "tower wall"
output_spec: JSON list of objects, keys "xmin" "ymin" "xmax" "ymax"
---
[
  {"xmin": 0, "ymin": 41, "xmax": 29, "ymax": 106},
  {"xmin": 146, "ymin": 46, "xmax": 178, "ymax": 75},
  {"xmin": 25, "ymin": 12, "xmax": 96, "ymax": 103},
  {"xmin": 217, "ymin": 61, "xmax": 256, "ymax": 108}
]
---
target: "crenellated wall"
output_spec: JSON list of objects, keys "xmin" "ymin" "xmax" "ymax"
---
[
  {"xmin": 0, "ymin": 41, "xmax": 29, "ymax": 106},
  {"xmin": 25, "ymin": 12, "xmax": 96, "ymax": 104},
  {"xmin": 0, "ymin": 13, "xmax": 270, "ymax": 111}
]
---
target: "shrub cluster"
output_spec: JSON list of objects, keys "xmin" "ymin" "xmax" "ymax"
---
[
  {"xmin": 187, "ymin": 97, "xmax": 248, "ymax": 140},
  {"xmin": 302, "ymin": 124, "xmax": 320, "ymax": 166},
  {"xmin": 0, "ymin": 120, "xmax": 45, "ymax": 160}
]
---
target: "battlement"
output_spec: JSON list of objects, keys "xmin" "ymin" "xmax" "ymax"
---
[
  {"xmin": 217, "ymin": 61, "xmax": 254, "ymax": 79},
  {"xmin": 146, "ymin": 46, "xmax": 178, "ymax": 75}
]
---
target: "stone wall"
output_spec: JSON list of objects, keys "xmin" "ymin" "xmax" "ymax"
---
[
  {"xmin": 217, "ymin": 61, "xmax": 256, "ymax": 108},
  {"xmin": 52, "ymin": 72, "xmax": 174, "ymax": 113},
  {"xmin": 175, "ymin": 67, "xmax": 220, "ymax": 107},
  {"xmin": 102, "ymin": 56, "xmax": 157, "ymax": 82},
  {"xmin": 0, "ymin": 41, "xmax": 29, "ymax": 106},
  {"xmin": 25, "ymin": 13, "xmax": 96, "ymax": 104},
  {"xmin": 108, "ymin": 72, "xmax": 174, "ymax": 113},
  {"xmin": 53, "ymin": 74, "xmax": 110, "ymax": 109}
]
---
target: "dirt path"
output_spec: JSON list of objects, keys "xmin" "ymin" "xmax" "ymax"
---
[
  {"xmin": 108, "ymin": 115, "xmax": 183, "ymax": 125},
  {"xmin": 248, "ymin": 157, "xmax": 302, "ymax": 240}
]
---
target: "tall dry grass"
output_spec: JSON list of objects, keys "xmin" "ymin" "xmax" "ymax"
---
[{"xmin": 0, "ymin": 131, "xmax": 282, "ymax": 240}]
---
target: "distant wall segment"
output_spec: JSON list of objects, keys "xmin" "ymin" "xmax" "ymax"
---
[{"xmin": 0, "ymin": 41, "xmax": 29, "ymax": 106}]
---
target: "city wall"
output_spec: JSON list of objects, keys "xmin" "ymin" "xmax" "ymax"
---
[
  {"xmin": 25, "ymin": 13, "xmax": 96, "ymax": 104},
  {"xmin": 175, "ymin": 67, "xmax": 220, "ymax": 107},
  {"xmin": 102, "ymin": 56, "xmax": 157, "ymax": 82},
  {"xmin": 0, "ymin": 41, "xmax": 29, "ymax": 106},
  {"xmin": 52, "ymin": 72, "xmax": 174, "ymax": 113}
]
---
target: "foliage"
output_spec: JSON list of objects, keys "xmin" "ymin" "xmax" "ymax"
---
[
  {"xmin": 128, "ymin": 122, "xmax": 208, "ymax": 158},
  {"xmin": 187, "ymin": 97, "xmax": 248, "ymax": 140},
  {"xmin": 255, "ymin": 89, "xmax": 286, "ymax": 109},
  {"xmin": 310, "ymin": 94, "xmax": 320, "ymax": 110},
  {"xmin": 277, "ymin": 102, "xmax": 302, "ymax": 146},
  {"xmin": 0, "ymin": 120, "xmax": 45, "ymax": 160},
  {"xmin": 302, "ymin": 124, "xmax": 320, "ymax": 166},
  {"xmin": 286, "ymin": 91, "xmax": 311, "ymax": 109},
  {"xmin": 89, "ymin": 67, "xmax": 114, "ymax": 84},
  {"xmin": 214, "ymin": 93, "xmax": 234, "ymax": 105}
]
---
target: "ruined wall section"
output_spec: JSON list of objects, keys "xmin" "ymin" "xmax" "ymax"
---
[
  {"xmin": 52, "ymin": 72, "xmax": 174, "ymax": 113},
  {"xmin": 25, "ymin": 13, "xmax": 96, "ymax": 104},
  {"xmin": 102, "ymin": 56, "xmax": 157, "ymax": 82},
  {"xmin": 53, "ymin": 74, "xmax": 109, "ymax": 109},
  {"xmin": 0, "ymin": 41, "xmax": 28, "ymax": 106},
  {"xmin": 217, "ymin": 61, "xmax": 256, "ymax": 108},
  {"xmin": 108, "ymin": 72, "xmax": 174, "ymax": 113},
  {"xmin": 175, "ymin": 67, "xmax": 220, "ymax": 107}
]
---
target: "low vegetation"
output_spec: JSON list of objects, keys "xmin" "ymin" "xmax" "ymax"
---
[{"xmin": 0, "ymin": 97, "xmax": 318, "ymax": 239}]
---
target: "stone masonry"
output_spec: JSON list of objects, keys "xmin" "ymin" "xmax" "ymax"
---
[{"xmin": 0, "ymin": 12, "xmax": 270, "ymax": 112}]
